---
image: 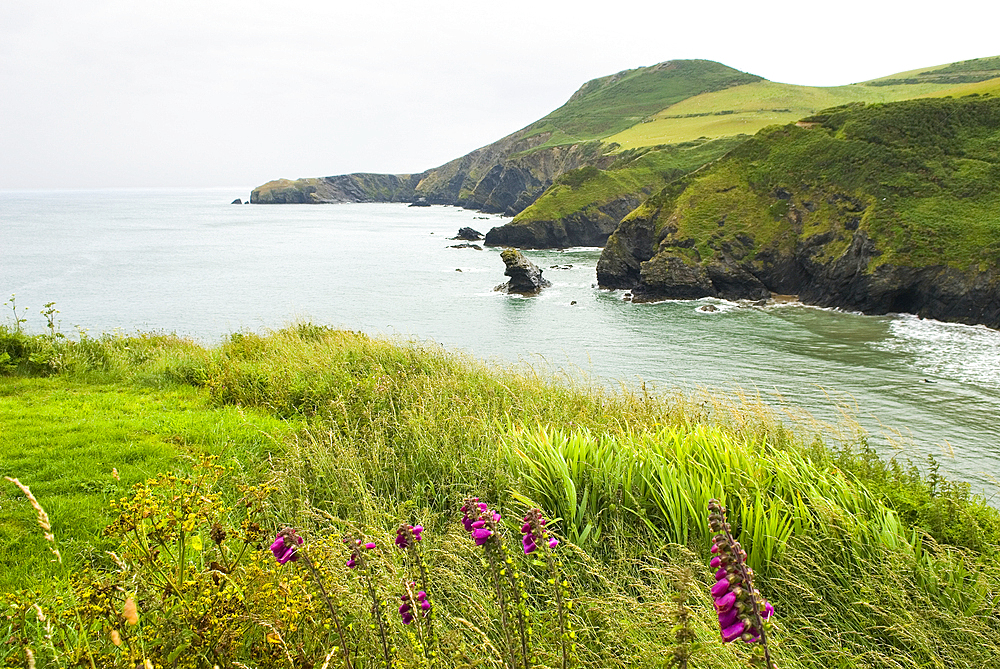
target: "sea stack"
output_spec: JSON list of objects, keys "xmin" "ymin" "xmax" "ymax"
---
[{"xmin": 496, "ymin": 249, "xmax": 551, "ymax": 295}]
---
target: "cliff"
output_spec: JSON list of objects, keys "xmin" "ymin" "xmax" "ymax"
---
[{"xmin": 597, "ymin": 97, "xmax": 1000, "ymax": 328}]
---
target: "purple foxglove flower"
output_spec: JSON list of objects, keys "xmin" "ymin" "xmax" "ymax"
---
[
  {"xmin": 472, "ymin": 528, "xmax": 493, "ymax": 545},
  {"xmin": 346, "ymin": 557, "xmax": 356, "ymax": 569},
  {"xmin": 548, "ymin": 537, "xmax": 558, "ymax": 549},
  {"xmin": 714, "ymin": 590, "xmax": 737, "ymax": 612},
  {"xmin": 718, "ymin": 606, "xmax": 741, "ymax": 629},
  {"xmin": 471, "ymin": 520, "xmax": 487, "ymax": 529},
  {"xmin": 708, "ymin": 499, "xmax": 775, "ymax": 645},
  {"xmin": 522, "ymin": 534, "xmax": 537, "ymax": 554},
  {"xmin": 721, "ymin": 621, "xmax": 747, "ymax": 643},
  {"xmin": 711, "ymin": 578, "xmax": 731, "ymax": 598},
  {"xmin": 521, "ymin": 521, "xmax": 532, "ymax": 533},
  {"xmin": 270, "ymin": 529, "xmax": 302, "ymax": 565},
  {"xmin": 364, "ymin": 542, "xmax": 376, "ymax": 550}
]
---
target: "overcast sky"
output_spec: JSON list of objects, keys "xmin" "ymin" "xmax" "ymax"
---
[{"xmin": 2, "ymin": 1, "xmax": 997, "ymax": 190}]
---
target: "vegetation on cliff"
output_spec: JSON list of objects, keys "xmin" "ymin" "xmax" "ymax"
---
[
  {"xmin": 597, "ymin": 95, "xmax": 1000, "ymax": 326},
  {"xmin": 3, "ymin": 323, "xmax": 1000, "ymax": 667},
  {"xmin": 485, "ymin": 137, "xmax": 748, "ymax": 248}
]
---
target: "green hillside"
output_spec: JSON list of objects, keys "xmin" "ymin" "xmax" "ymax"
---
[
  {"xmin": 604, "ymin": 57, "xmax": 1000, "ymax": 151},
  {"xmin": 521, "ymin": 59, "xmax": 762, "ymax": 149},
  {"xmin": 596, "ymin": 96, "xmax": 1000, "ymax": 326},
  {"xmin": 491, "ymin": 56, "xmax": 1000, "ymax": 248}
]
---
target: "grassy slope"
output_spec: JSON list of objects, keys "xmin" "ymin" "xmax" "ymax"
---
[
  {"xmin": 606, "ymin": 56, "xmax": 1000, "ymax": 150},
  {"xmin": 521, "ymin": 59, "xmax": 763, "ymax": 148},
  {"xmin": 607, "ymin": 96, "xmax": 1000, "ymax": 283},
  {"xmin": 3, "ymin": 325, "xmax": 1000, "ymax": 668},
  {"xmin": 511, "ymin": 136, "xmax": 748, "ymax": 225},
  {"xmin": 0, "ymin": 346, "xmax": 299, "ymax": 590}
]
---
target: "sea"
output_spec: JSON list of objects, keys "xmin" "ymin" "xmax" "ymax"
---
[{"xmin": 2, "ymin": 187, "xmax": 999, "ymax": 497}]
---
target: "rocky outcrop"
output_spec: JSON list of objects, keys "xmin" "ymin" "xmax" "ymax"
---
[
  {"xmin": 231, "ymin": 198, "xmax": 243, "ymax": 204},
  {"xmin": 252, "ymin": 173, "xmax": 425, "ymax": 204},
  {"xmin": 485, "ymin": 195, "xmax": 641, "ymax": 248},
  {"xmin": 409, "ymin": 197, "xmax": 431, "ymax": 207},
  {"xmin": 600, "ymin": 192, "xmax": 1000, "ymax": 323},
  {"xmin": 453, "ymin": 227, "xmax": 482, "ymax": 241},
  {"xmin": 495, "ymin": 249, "xmax": 551, "ymax": 295}
]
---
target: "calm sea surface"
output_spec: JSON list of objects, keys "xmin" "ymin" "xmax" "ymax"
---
[{"xmin": 3, "ymin": 188, "xmax": 999, "ymax": 495}]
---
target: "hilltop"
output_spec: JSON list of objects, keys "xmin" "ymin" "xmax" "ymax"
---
[{"xmin": 252, "ymin": 59, "xmax": 762, "ymax": 211}]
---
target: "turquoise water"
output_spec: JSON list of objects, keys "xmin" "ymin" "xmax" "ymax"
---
[{"xmin": 3, "ymin": 188, "xmax": 999, "ymax": 495}]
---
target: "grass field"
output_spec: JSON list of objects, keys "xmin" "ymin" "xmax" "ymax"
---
[{"xmin": 603, "ymin": 76, "xmax": 999, "ymax": 150}]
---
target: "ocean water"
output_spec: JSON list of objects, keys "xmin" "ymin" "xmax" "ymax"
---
[{"xmin": 3, "ymin": 187, "xmax": 999, "ymax": 495}]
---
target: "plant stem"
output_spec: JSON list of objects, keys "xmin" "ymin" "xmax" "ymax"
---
[{"xmin": 302, "ymin": 554, "xmax": 355, "ymax": 669}]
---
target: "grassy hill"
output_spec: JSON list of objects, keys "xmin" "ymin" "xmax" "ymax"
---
[
  {"xmin": 596, "ymin": 96, "xmax": 1000, "ymax": 327},
  {"xmin": 484, "ymin": 56, "xmax": 1000, "ymax": 247}
]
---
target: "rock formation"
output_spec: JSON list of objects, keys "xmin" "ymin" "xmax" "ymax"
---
[{"xmin": 496, "ymin": 249, "xmax": 552, "ymax": 295}]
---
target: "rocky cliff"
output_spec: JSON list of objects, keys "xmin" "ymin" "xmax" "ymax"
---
[{"xmin": 597, "ymin": 97, "xmax": 1000, "ymax": 328}]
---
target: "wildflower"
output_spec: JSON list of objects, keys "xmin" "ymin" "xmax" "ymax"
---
[
  {"xmin": 210, "ymin": 522, "xmax": 227, "ymax": 545},
  {"xmin": 270, "ymin": 528, "xmax": 303, "ymax": 565},
  {"xmin": 461, "ymin": 498, "xmax": 488, "ymax": 532},
  {"xmin": 345, "ymin": 536, "xmax": 375, "ymax": 569},
  {"xmin": 395, "ymin": 524, "xmax": 423, "ymax": 548},
  {"xmin": 462, "ymin": 498, "xmax": 502, "ymax": 547},
  {"xmin": 707, "ymin": 499, "xmax": 774, "ymax": 646},
  {"xmin": 399, "ymin": 586, "xmax": 430, "ymax": 624},
  {"xmin": 521, "ymin": 508, "xmax": 558, "ymax": 555}
]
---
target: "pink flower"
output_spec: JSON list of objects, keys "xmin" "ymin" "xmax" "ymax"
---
[{"xmin": 270, "ymin": 528, "xmax": 302, "ymax": 565}]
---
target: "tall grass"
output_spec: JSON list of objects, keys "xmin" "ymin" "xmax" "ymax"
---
[{"xmin": 4, "ymin": 323, "xmax": 1000, "ymax": 667}]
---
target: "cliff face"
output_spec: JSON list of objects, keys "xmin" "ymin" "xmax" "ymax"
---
[
  {"xmin": 252, "ymin": 174, "xmax": 425, "ymax": 204},
  {"xmin": 597, "ymin": 97, "xmax": 1000, "ymax": 328},
  {"xmin": 250, "ymin": 137, "xmax": 610, "ymax": 214}
]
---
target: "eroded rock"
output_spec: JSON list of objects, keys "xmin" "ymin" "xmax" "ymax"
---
[{"xmin": 495, "ymin": 249, "xmax": 551, "ymax": 295}]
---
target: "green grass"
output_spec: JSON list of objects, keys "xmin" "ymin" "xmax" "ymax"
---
[
  {"xmin": 3, "ymin": 324, "xmax": 1000, "ymax": 668},
  {"xmin": 511, "ymin": 137, "xmax": 748, "ymax": 225},
  {"xmin": 523, "ymin": 59, "xmax": 763, "ymax": 148},
  {"xmin": 604, "ymin": 79, "xmax": 972, "ymax": 150},
  {"xmin": 0, "ymin": 335, "xmax": 301, "ymax": 591}
]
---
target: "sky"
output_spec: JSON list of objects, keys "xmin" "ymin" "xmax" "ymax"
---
[{"xmin": 1, "ymin": 0, "xmax": 998, "ymax": 190}]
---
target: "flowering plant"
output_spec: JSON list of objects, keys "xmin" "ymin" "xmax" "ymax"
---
[{"xmin": 708, "ymin": 499, "xmax": 776, "ymax": 667}]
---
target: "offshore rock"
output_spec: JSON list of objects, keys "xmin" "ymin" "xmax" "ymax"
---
[
  {"xmin": 409, "ymin": 197, "xmax": 431, "ymax": 207},
  {"xmin": 454, "ymin": 227, "xmax": 483, "ymax": 241},
  {"xmin": 231, "ymin": 198, "xmax": 243, "ymax": 204},
  {"xmin": 496, "ymin": 249, "xmax": 551, "ymax": 295}
]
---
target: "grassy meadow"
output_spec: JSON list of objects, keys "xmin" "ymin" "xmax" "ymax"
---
[{"xmin": 2, "ymin": 323, "xmax": 1000, "ymax": 668}]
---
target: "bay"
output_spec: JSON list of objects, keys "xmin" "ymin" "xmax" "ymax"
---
[{"xmin": 2, "ymin": 187, "xmax": 999, "ymax": 496}]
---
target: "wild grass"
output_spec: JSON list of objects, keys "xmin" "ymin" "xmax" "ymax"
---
[{"xmin": 3, "ymin": 323, "xmax": 1000, "ymax": 667}]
